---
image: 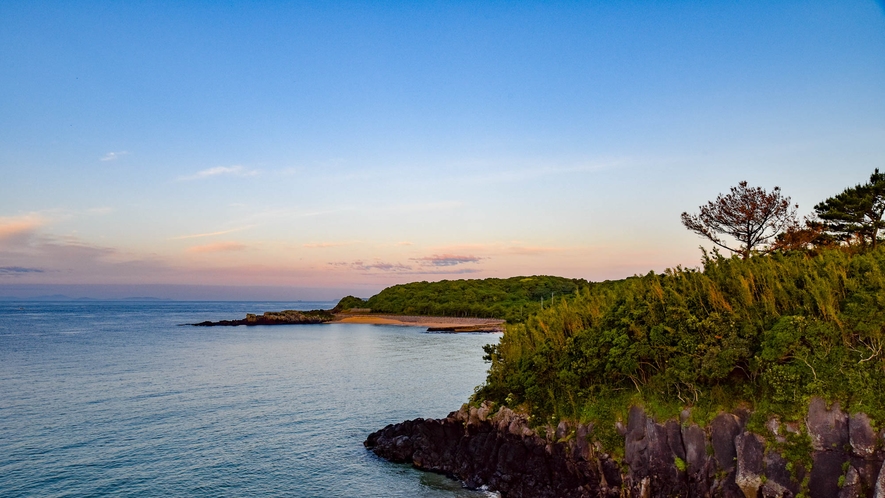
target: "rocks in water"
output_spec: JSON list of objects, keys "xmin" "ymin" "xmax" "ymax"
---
[
  {"xmin": 192, "ymin": 309, "xmax": 334, "ymax": 326},
  {"xmin": 366, "ymin": 401, "xmax": 618, "ymax": 498},
  {"xmin": 365, "ymin": 397, "xmax": 885, "ymax": 498}
]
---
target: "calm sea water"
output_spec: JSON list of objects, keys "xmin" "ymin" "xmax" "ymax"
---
[{"xmin": 0, "ymin": 301, "xmax": 501, "ymax": 497}]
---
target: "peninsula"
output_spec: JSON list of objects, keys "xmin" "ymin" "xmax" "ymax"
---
[
  {"xmin": 192, "ymin": 308, "xmax": 504, "ymax": 332},
  {"xmin": 191, "ymin": 274, "xmax": 580, "ymax": 331}
]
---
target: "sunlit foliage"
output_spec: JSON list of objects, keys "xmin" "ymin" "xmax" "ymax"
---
[{"xmin": 476, "ymin": 248, "xmax": 885, "ymax": 429}]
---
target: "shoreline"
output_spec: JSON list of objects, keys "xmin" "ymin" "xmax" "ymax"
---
[{"xmin": 331, "ymin": 314, "xmax": 504, "ymax": 332}]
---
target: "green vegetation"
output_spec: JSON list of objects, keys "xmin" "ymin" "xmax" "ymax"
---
[
  {"xmin": 476, "ymin": 247, "xmax": 885, "ymax": 433},
  {"xmin": 681, "ymin": 181, "xmax": 797, "ymax": 259},
  {"xmin": 674, "ymin": 456, "xmax": 687, "ymax": 472},
  {"xmin": 815, "ymin": 168, "xmax": 885, "ymax": 247},
  {"xmin": 335, "ymin": 276, "xmax": 588, "ymax": 323},
  {"xmin": 332, "ymin": 295, "xmax": 369, "ymax": 312}
]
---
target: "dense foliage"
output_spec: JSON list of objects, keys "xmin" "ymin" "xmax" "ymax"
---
[
  {"xmin": 335, "ymin": 276, "xmax": 588, "ymax": 323},
  {"xmin": 476, "ymin": 247, "xmax": 885, "ymax": 436},
  {"xmin": 332, "ymin": 295, "xmax": 369, "ymax": 312},
  {"xmin": 814, "ymin": 168, "xmax": 885, "ymax": 247}
]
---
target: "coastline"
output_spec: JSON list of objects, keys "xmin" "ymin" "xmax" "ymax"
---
[
  {"xmin": 366, "ymin": 398, "xmax": 885, "ymax": 498},
  {"xmin": 331, "ymin": 314, "xmax": 504, "ymax": 332},
  {"xmin": 192, "ymin": 309, "xmax": 505, "ymax": 332}
]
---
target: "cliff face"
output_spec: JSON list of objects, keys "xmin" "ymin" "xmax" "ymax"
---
[{"xmin": 365, "ymin": 398, "xmax": 885, "ymax": 498}]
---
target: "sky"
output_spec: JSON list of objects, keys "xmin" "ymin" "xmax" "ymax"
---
[{"xmin": 1, "ymin": 1, "xmax": 884, "ymax": 300}]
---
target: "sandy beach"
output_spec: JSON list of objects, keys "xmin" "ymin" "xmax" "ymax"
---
[{"xmin": 332, "ymin": 314, "xmax": 504, "ymax": 332}]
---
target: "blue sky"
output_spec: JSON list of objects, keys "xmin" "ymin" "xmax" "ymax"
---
[{"xmin": 1, "ymin": 1, "xmax": 883, "ymax": 299}]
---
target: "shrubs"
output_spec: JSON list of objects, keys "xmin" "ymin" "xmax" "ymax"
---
[{"xmin": 476, "ymin": 247, "xmax": 885, "ymax": 428}]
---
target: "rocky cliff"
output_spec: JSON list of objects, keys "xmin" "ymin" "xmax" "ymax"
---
[{"xmin": 365, "ymin": 398, "xmax": 885, "ymax": 497}]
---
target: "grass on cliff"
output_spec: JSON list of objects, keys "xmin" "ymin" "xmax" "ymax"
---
[{"xmin": 475, "ymin": 247, "xmax": 885, "ymax": 441}]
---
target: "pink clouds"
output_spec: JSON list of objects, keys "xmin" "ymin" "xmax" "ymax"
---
[
  {"xmin": 187, "ymin": 242, "xmax": 247, "ymax": 253},
  {"xmin": 0, "ymin": 215, "xmax": 44, "ymax": 242},
  {"xmin": 410, "ymin": 254, "xmax": 483, "ymax": 266}
]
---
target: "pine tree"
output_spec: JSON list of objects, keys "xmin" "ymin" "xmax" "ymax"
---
[{"xmin": 814, "ymin": 169, "xmax": 885, "ymax": 247}]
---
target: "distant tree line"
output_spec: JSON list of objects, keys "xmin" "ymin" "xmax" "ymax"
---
[{"xmin": 333, "ymin": 275, "xmax": 588, "ymax": 323}]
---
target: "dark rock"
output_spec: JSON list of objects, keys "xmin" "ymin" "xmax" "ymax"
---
[
  {"xmin": 192, "ymin": 309, "xmax": 334, "ymax": 326},
  {"xmin": 643, "ymin": 417, "xmax": 684, "ymax": 494},
  {"xmin": 809, "ymin": 450, "xmax": 849, "ymax": 498},
  {"xmin": 807, "ymin": 397, "xmax": 849, "ymax": 452},
  {"xmin": 852, "ymin": 456, "xmax": 883, "ymax": 497},
  {"xmin": 711, "ymin": 413, "xmax": 743, "ymax": 472},
  {"xmin": 681, "ymin": 423, "xmax": 707, "ymax": 475},
  {"xmin": 665, "ymin": 420, "xmax": 686, "ymax": 462},
  {"xmin": 838, "ymin": 465, "xmax": 862, "ymax": 498},
  {"xmin": 365, "ymin": 407, "xmax": 604, "ymax": 498},
  {"xmin": 735, "ymin": 432, "xmax": 765, "ymax": 498},
  {"xmin": 849, "ymin": 413, "xmax": 877, "ymax": 458},
  {"xmin": 875, "ymin": 458, "xmax": 885, "ymax": 498},
  {"xmin": 625, "ymin": 406, "xmax": 649, "ymax": 477},
  {"xmin": 761, "ymin": 449, "xmax": 800, "ymax": 497},
  {"xmin": 366, "ymin": 402, "xmax": 882, "ymax": 498}
]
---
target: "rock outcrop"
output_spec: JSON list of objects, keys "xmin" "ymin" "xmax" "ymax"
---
[
  {"xmin": 365, "ymin": 398, "xmax": 884, "ymax": 498},
  {"xmin": 192, "ymin": 309, "xmax": 333, "ymax": 326}
]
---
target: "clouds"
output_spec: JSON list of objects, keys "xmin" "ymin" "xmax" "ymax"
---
[
  {"xmin": 178, "ymin": 165, "xmax": 258, "ymax": 181},
  {"xmin": 303, "ymin": 241, "xmax": 354, "ymax": 248},
  {"xmin": 187, "ymin": 242, "xmax": 247, "ymax": 253},
  {"xmin": 0, "ymin": 215, "xmax": 44, "ymax": 242},
  {"xmin": 328, "ymin": 252, "xmax": 485, "ymax": 276},
  {"xmin": 170, "ymin": 226, "xmax": 254, "ymax": 240},
  {"xmin": 351, "ymin": 261, "xmax": 412, "ymax": 272},
  {"xmin": 411, "ymin": 254, "xmax": 483, "ymax": 267},
  {"xmin": 100, "ymin": 151, "xmax": 128, "ymax": 161},
  {"xmin": 0, "ymin": 266, "xmax": 44, "ymax": 275}
]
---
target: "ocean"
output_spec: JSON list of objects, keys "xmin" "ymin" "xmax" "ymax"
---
[{"xmin": 0, "ymin": 301, "xmax": 500, "ymax": 497}]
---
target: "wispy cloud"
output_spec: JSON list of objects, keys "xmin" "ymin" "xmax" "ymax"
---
[
  {"xmin": 178, "ymin": 165, "xmax": 258, "ymax": 181},
  {"xmin": 411, "ymin": 254, "xmax": 483, "ymax": 267},
  {"xmin": 396, "ymin": 241, "xmax": 413, "ymax": 246},
  {"xmin": 86, "ymin": 207, "xmax": 114, "ymax": 215},
  {"xmin": 187, "ymin": 242, "xmax": 247, "ymax": 253},
  {"xmin": 328, "ymin": 259, "xmax": 483, "ymax": 276},
  {"xmin": 100, "ymin": 151, "xmax": 128, "ymax": 162},
  {"xmin": 0, "ymin": 215, "xmax": 45, "ymax": 241},
  {"xmin": 351, "ymin": 260, "xmax": 412, "ymax": 272},
  {"xmin": 0, "ymin": 266, "xmax": 44, "ymax": 275},
  {"xmin": 505, "ymin": 245, "xmax": 562, "ymax": 256},
  {"xmin": 170, "ymin": 226, "xmax": 254, "ymax": 240},
  {"xmin": 303, "ymin": 241, "xmax": 354, "ymax": 248},
  {"xmin": 406, "ymin": 268, "xmax": 482, "ymax": 275}
]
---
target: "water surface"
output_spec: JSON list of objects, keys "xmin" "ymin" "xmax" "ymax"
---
[{"xmin": 0, "ymin": 301, "xmax": 500, "ymax": 497}]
